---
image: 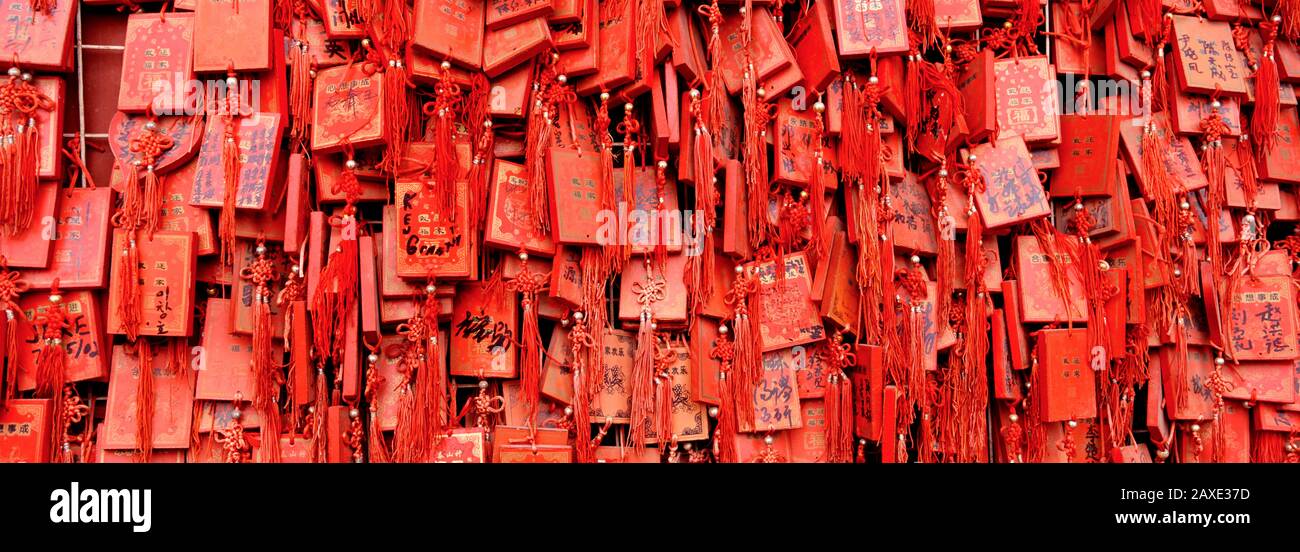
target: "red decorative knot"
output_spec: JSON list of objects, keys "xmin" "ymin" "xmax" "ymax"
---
[
  {"xmin": 330, "ymin": 160, "xmax": 364, "ymax": 210},
  {"xmin": 421, "ymin": 63, "xmax": 463, "ymax": 120},
  {"xmin": 506, "ymin": 253, "xmax": 549, "ymax": 308},
  {"xmin": 0, "ymin": 260, "xmax": 27, "ymax": 315},
  {"xmin": 825, "ymin": 331, "xmax": 856, "ymax": 375},
  {"xmin": 127, "ymin": 120, "xmax": 175, "ymax": 169},
  {"xmin": 0, "ymin": 69, "xmax": 54, "ymax": 119},
  {"xmin": 697, "ymin": 0, "xmax": 722, "ymax": 30},
  {"xmin": 60, "ymin": 386, "xmax": 89, "ymax": 445},
  {"xmin": 214, "ymin": 405, "xmax": 252, "ymax": 463},
  {"xmin": 567, "ymin": 313, "xmax": 595, "ymax": 356},
  {"xmin": 1057, "ymin": 421, "xmax": 1078, "ymax": 461},
  {"xmin": 1232, "ymin": 25, "xmax": 1257, "ymax": 67},
  {"xmin": 895, "ymin": 268, "xmax": 928, "ymax": 300},
  {"xmin": 1200, "ymin": 107, "xmax": 1231, "ymax": 145},
  {"xmin": 347, "ymin": 405, "xmax": 364, "ymax": 462},
  {"xmin": 751, "ymin": 434, "xmax": 788, "ymax": 463},
  {"xmin": 471, "ymin": 383, "xmax": 504, "ymax": 429},
  {"xmin": 1067, "ymin": 199, "xmax": 1096, "ymax": 237},
  {"xmin": 724, "ymin": 267, "xmax": 757, "ymax": 315},
  {"xmin": 632, "ymin": 274, "xmax": 667, "ymax": 310},
  {"xmin": 710, "ymin": 330, "xmax": 736, "ymax": 367},
  {"xmin": 240, "ymin": 241, "xmax": 278, "ymax": 304},
  {"xmin": 35, "ymin": 286, "xmax": 68, "ymax": 346}
]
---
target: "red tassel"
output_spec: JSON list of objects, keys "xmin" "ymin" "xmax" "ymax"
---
[
  {"xmin": 654, "ymin": 339, "xmax": 673, "ymax": 451},
  {"xmin": 710, "ymin": 325, "xmax": 738, "ymax": 463},
  {"xmin": 930, "ymin": 163, "xmax": 955, "ymax": 321},
  {"xmin": 0, "ymin": 259, "xmax": 27, "ymax": 405},
  {"xmin": 312, "ymin": 198, "xmax": 360, "ymax": 366},
  {"xmin": 594, "ymin": 94, "xmax": 621, "ymax": 274},
  {"xmin": 569, "ymin": 310, "xmax": 595, "ymax": 463},
  {"xmin": 963, "ymin": 195, "xmax": 992, "ymax": 462},
  {"xmin": 468, "ymin": 74, "xmax": 492, "ymax": 231},
  {"xmin": 629, "ymin": 298, "xmax": 657, "ymax": 448},
  {"xmin": 1254, "ymin": 19, "xmax": 1282, "ymax": 160},
  {"xmin": 685, "ymin": 93, "xmax": 717, "ymax": 317},
  {"xmin": 907, "ymin": 0, "xmax": 938, "ymax": 48},
  {"xmin": 0, "ymin": 68, "xmax": 51, "ymax": 237},
  {"xmin": 287, "ymin": 22, "xmax": 315, "ymax": 149},
  {"xmin": 1002, "ymin": 406, "xmax": 1024, "ymax": 463},
  {"xmin": 34, "ymin": 281, "xmax": 69, "ymax": 399},
  {"xmin": 422, "ymin": 61, "xmax": 463, "ymax": 219},
  {"xmin": 364, "ymin": 343, "xmax": 391, "ymax": 463},
  {"xmin": 823, "ymin": 332, "xmax": 855, "ymax": 463},
  {"xmin": 741, "ymin": 35, "xmax": 772, "ymax": 247},
  {"xmin": 725, "ymin": 266, "xmax": 761, "ymax": 430},
  {"xmin": 134, "ymin": 339, "xmax": 154, "ymax": 462},
  {"xmin": 245, "ymin": 240, "xmax": 282, "ymax": 462},
  {"xmin": 311, "ymin": 367, "xmax": 330, "ymax": 462},
  {"xmin": 219, "ymin": 72, "xmax": 243, "ymax": 267},
  {"xmin": 115, "ymin": 227, "xmax": 143, "ymax": 343},
  {"xmin": 509, "ymin": 252, "xmax": 548, "ymax": 425},
  {"xmin": 700, "ymin": 0, "xmax": 725, "ymax": 132},
  {"xmin": 1252, "ymin": 432, "xmax": 1288, "ymax": 463}
]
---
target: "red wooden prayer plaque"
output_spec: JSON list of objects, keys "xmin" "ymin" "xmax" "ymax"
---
[
  {"xmin": 0, "ymin": 399, "xmax": 54, "ymax": 462},
  {"xmin": 485, "ymin": 159, "xmax": 558, "ymax": 255},
  {"xmin": 119, "ymin": 13, "xmax": 195, "ymax": 113},
  {"xmin": 1034, "ymin": 328, "xmax": 1097, "ymax": 422},
  {"xmin": 750, "ymin": 252, "xmax": 825, "ymax": 352},
  {"xmin": 449, "ymin": 281, "xmax": 518, "ymax": 379},
  {"xmin": 969, "ymin": 136, "xmax": 1051, "ymax": 229},
  {"xmin": 832, "ymin": 0, "xmax": 908, "ymax": 57},
  {"xmin": 100, "ymin": 344, "xmax": 194, "ymax": 450},
  {"xmin": 394, "ymin": 179, "xmax": 476, "ymax": 279},
  {"xmin": 310, "ymin": 65, "xmax": 386, "ymax": 153},
  {"xmin": 191, "ymin": 112, "xmax": 283, "ymax": 211},
  {"xmin": 21, "ymin": 188, "xmax": 113, "ymax": 290},
  {"xmin": 107, "ymin": 230, "xmax": 198, "ymax": 338},
  {"xmin": 15, "ymin": 290, "xmax": 106, "ymax": 391}
]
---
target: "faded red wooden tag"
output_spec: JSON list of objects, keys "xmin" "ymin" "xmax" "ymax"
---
[
  {"xmin": 310, "ymin": 65, "xmax": 385, "ymax": 153},
  {"xmin": 0, "ymin": 184, "xmax": 57, "ymax": 268},
  {"xmin": 119, "ymin": 13, "xmax": 195, "ymax": 113},
  {"xmin": 194, "ymin": 298, "xmax": 257, "ymax": 400},
  {"xmin": 851, "ymin": 344, "xmax": 883, "ymax": 441},
  {"xmin": 889, "ymin": 173, "xmax": 938, "ymax": 255},
  {"xmin": 21, "ymin": 188, "xmax": 113, "ymax": 290},
  {"xmin": 750, "ymin": 252, "xmax": 825, "ymax": 352},
  {"xmin": 35, "ymin": 77, "xmax": 64, "ymax": 182},
  {"xmin": 1227, "ymin": 276, "xmax": 1299, "ymax": 361},
  {"xmin": 485, "ymin": 159, "xmax": 557, "ymax": 255},
  {"xmin": 1014, "ymin": 235, "xmax": 1089, "ymax": 323},
  {"xmin": 0, "ymin": 0, "xmax": 75, "ymax": 71},
  {"xmin": 194, "ymin": 0, "xmax": 273, "ymax": 72},
  {"xmin": 546, "ymin": 146, "xmax": 604, "ymax": 245},
  {"xmin": 1034, "ymin": 328, "xmax": 1097, "ymax": 422},
  {"xmin": 108, "ymin": 113, "xmax": 204, "ymax": 175},
  {"xmin": 191, "ymin": 112, "xmax": 284, "ymax": 211},
  {"xmin": 0, "ymin": 399, "xmax": 54, "ymax": 462},
  {"xmin": 1052, "ymin": 114, "xmax": 1121, "ymax": 197},
  {"xmin": 16, "ymin": 290, "xmax": 106, "ymax": 390},
  {"xmin": 969, "ymin": 136, "xmax": 1051, "ymax": 229},
  {"xmin": 100, "ymin": 344, "xmax": 194, "ymax": 450},
  {"xmin": 590, "ymin": 329, "xmax": 634, "ymax": 423},
  {"xmin": 449, "ymin": 281, "xmax": 518, "ymax": 378},
  {"xmin": 481, "ymin": 16, "xmax": 553, "ymax": 78},
  {"xmin": 832, "ymin": 0, "xmax": 908, "ymax": 57},
  {"xmin": 394, "ymin": 179, "xmax": 476, "ymax": 279},
  {"xmin": 993, "ymin": 56, "xmax": 1060, "ymax": 143},
  {"xmin": 1169, "ymin": 15, "xmax": 1249, "ymax": 96},
  {"xmin": 643, "ymin": 342, "xmax": 709, "ymax": 444},
  {"xmin": 107, "ymin": 230, "xmax": 198, "ymax": 337}
]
